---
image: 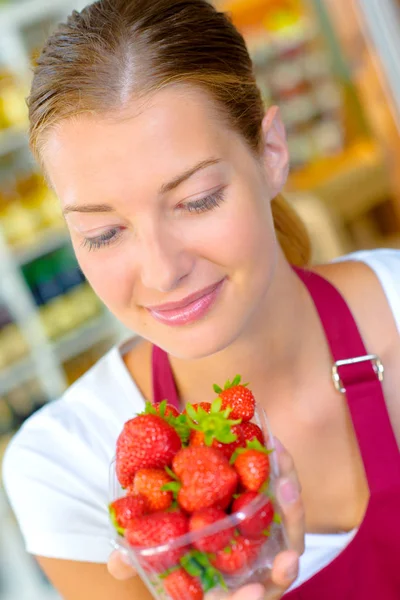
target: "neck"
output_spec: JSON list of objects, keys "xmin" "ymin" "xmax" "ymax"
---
[{"xmin": 169, "ymin": 252, "xmax": 326, "ymax": 408}]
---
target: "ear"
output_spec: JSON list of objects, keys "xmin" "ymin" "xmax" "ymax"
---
[{"xmin": 261, "ymin": 106, "xmax": 289, "ymax": 196}]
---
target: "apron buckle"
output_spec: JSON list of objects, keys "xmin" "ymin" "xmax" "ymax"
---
[{"xmin": 332, "ymin": 354, "xmax": 384, "ymax": 394}]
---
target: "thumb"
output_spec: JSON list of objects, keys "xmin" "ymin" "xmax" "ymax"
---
[{"xmin": 107, "ymin": 550, "xmax": 137, "ymax": 581}]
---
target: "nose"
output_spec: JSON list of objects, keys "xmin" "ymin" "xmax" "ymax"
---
[{"xmin": 139, "ymin": 223, "xmax": 193, "ymax": 293}]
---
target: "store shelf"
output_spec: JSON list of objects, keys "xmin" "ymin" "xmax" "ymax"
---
[
  {"xmin": 53, "ymin": 312, "xmax": 117, "ymax": 363},
  {"xmin": 0, "ymin": 127, "xmax": 28, "ymax": 158},
  {"xmin": 14, "ymin": 228, "xmax": 70, "ymax": 266},
  {"xmin": 0, "ymin": 355, "xmax": 36, "ymax": 397}
]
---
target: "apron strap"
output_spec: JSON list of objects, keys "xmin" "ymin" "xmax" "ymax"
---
[
  {"xmin": 152, "ymin": 344, "xmax": 180, "ymax": 410},
  {"xmin": 295, "ymin": 267, "xmax": 400, "ymax": 493}
]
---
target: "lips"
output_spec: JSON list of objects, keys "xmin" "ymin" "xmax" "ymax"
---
[{"xmin": 146, "ymin": 279, "xmax": 225, "ymax": 326}]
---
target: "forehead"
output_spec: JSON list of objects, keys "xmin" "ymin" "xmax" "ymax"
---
[{"xmin": 42, "ymin": 86, "xmax": 238, "ymax": 204}]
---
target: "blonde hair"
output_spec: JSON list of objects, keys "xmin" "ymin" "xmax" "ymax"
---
[{"xmin": 28, "ymin": 0, "xmax": 311, "ymax": 266}]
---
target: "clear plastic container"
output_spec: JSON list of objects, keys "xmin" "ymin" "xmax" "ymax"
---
[{"xmin": 109, "ymin": 405, "xmax": 287, "ymax": 600}]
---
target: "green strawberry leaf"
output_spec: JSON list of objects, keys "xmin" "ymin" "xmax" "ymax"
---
[
  {"xmin": 164, "ymin": 466, "xmax": 179, "ymax": 480},
  {"xmin": 186, "ymin": 404, "xmax": 199, "ymax": 421},
  {"xmin": 210, "ymin": 397, "xmax": 222, "ymax": 413},
  {"xmin": 273, "ymin": 513, "xmax": 282, "ymax": 525},
  {"xmin": 213, "ymin": 384, "xmax": 223, "ymax": 394},
  {"xmin": 231, "ymin": 374, "xmax": 241, "ymax": 387},
  {"xmin": 262, "ymin": 527, "xmax": 271, "ymax": 537},
  {"xmin": 108, "ymin": 506, "xmax": 125, "ymax": 537},
  {"xmin": 161, "ymin": 482, "xmax": 182, "ymax": 497}
]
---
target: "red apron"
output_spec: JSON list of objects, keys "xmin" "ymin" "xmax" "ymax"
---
[{"xmin": 151, "ymin": 268, "xmax": 400, "ymax": 598}]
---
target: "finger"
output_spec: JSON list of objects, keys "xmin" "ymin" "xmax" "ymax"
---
[
  {"xmin": 274, "ymin": 439, "xmax": 305, "ymax": 555},
  {"xmin": 107, "ymin": 550, "xmax": 137, "ymax": 580},
  {"xmin": 265, "ymin": 550, "xmax": 299, "ymax": 599}
]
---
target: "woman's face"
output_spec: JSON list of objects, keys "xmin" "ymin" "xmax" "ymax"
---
[{"xmin": 43, "ymin": 87, "xmax": 289, "ymax": 359}]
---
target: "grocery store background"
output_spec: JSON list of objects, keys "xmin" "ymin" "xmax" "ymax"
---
[{"xmin": 1, "ymin": 0, "xmax": 400, "ymax": 598}]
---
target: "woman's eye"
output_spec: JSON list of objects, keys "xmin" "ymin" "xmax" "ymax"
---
[
  {"xmin": 182, "ymin": 187, "xmax": 226, "ymax": 214},
  {"xmin": 82, "ymin": 227, "xmax": 122, "ymax": 251}
]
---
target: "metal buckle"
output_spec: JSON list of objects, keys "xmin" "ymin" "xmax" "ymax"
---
[{"xmin": 332, "ymin": 354, "xmax": 384, "ymax": 394}]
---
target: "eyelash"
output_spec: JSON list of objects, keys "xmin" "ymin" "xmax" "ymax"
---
[
  {"xmin": 183, "ymin": 187, "xmax": 226, "ymax": 214},
  {"xmin": 82, "ymin": 188, "xmax": 226, "ymax": 251},
  {"xmin": 82, "ymin": 227, "xmax": 121, "ymax": 251}
]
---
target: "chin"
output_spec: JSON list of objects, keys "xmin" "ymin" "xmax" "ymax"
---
[{"xmin": 151, "ymin": 315, "xmax": 245, "ymax": 361}]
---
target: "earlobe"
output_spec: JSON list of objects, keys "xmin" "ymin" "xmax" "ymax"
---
[{"xmin": 261, "ymin": 106, "xmax": 290, "ymax": 196}]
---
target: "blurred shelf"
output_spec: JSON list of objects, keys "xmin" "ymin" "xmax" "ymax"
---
[
  {"xmin": 287, "ymin": 140, "xmax": 391, "ymax": 221},
  {"xmin": 0, "ymin": 314, "xmax": 117, "ymax": 396},
  {"xmin": 0, "ymin": 355, "xmax": 36, "ymax": 396},
  {"xmin": 0, "ymin": 127, "xmax": 28, "ymax": 157},
  {"xmin": 53, "ymin": 312, "xmax": 117, "ymax": 363},
  {"xmin": 0, "ymin": 0, "xmax": 69, "ymax": 29},
  {"xmin": 13, "ymin": 228, "xmax": 70, "ymax": 266}
]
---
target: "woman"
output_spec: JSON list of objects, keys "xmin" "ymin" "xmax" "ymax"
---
[{"xmin": 3, "ymin": 0, "xmax": 400, "ymax": 599}]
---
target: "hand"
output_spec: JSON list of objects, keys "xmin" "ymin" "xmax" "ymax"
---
[{"xmin": 108, "ymin": 438, "xmax": 305, "ymax": 600}]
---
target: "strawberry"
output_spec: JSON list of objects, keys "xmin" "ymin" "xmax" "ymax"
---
[
  {"xmin": 211, "ymin": 535, "xmax": 262, "ymax": 574},
  {"xmin": 232, "ymin": 491, "xmax": 274, "ymax": 539},
  {"xmin": 239, "ymin": 422, "xmax": 265, "ymax": 446},
  {"xmin": 214, "ymin": 376, "xmax": 255, "ymax": 422},
  {"xmin": 231, "ymin": 440, "xmax": 271, "ymax": 492},
  {"xmin": 143, "ymin": 401, "xmax": 191, "ymax": 445},
  {"xmin": 109, "ymin": 494, "xmax": 149, "ymax": 534},
  {"xmin": 130, "ymin": 469, "xmax": 173, "ymax": 512},
  {"xmin": 189, "ymin": 507, "xmax": 234, "ymax": 553},
  {"xmin": 163, "ymin": 568, "xmax": 203, "ymax": 600},
  {"xmin": 189, "ymin": 424, "xmax": 245, "ymax": 460},
  {"xmin": 125, "ymin": 511, "xmax": 189, "ymax": 572},
  {"xmin": 172, "ymin": 446, "xmax": 238, "ymax": 513},
  {"xmin": 116, "ymin": 414, "xmax": 182, "ymax": 487}
]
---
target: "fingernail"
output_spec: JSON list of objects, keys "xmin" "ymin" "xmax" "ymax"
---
[
  {"xmin": 278, "ymin": 478, "xmax": 299, "ymax": 504},
  {"xmin": 285, "ymin": 558, "xmax": 299, "ymax": 581}
]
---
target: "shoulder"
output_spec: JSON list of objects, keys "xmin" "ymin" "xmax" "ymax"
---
[
  {"xmin": 314, "ymin": 248, "xmax": 400, "ymax": 443},
  {"xmin": 1, "ymin": 343, "xmax": 145, "ymax": 562},
  {"xmin": 314, "ymin": 248, "xmax": 400, "ymax": 348}
]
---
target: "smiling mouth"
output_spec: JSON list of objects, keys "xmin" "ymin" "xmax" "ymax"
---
[{"xmin": 146, "ymin": 279, "xmax": 225, "ymax": 326}]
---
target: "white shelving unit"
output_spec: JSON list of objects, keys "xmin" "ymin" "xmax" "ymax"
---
[
  {"xmin": 0, "ymin": 2, "xmax": 124, "ymax": 598},
  {"xmin": 0, "ymin": 0, "xmax": 125, "ymax": 401}
]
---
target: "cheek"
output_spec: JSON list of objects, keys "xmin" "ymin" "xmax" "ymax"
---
[
  {"xmin": 73, "ymin": 243, "xmax": 136, "ymax": 313},
  {"xmin": 180, "ymin": 192, "xmax": 275, "ymax": 273}
]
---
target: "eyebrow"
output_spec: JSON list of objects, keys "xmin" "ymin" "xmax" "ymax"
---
[{"xmin": 62, "ymin": 158, "xmax": 222, "ymax": 215}]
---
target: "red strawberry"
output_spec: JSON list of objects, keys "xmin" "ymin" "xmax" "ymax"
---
[
  {"xmin": 232, "ymin": 441, "xmax": 271, "ymax": 492},
  {"xmin": 125, "ymin": 511, "xmax": 189, "ymax": 572},
  {"xmin": 109, "ymin": 494, "xmax": 149, "ymax": 533},
  {"xmin": 214, "ymin": 376, "xmax": 255, "ymax": 422},
  {"xmin": 154, "ymin": 403, "xmax": 180, "ymax": 418},
  {"xmin": 189, "ymin": 424, "xmax": 245, "ymax": 460},
  {"xmin": 116, "ymin": 414, "xmax": 182, "ymax": 487},
  {"xmin": 239, "ymin": 422, "xmax": 265, "ymax": 446},
  {"xmin": 163, "ymin": 568, "xmax": 203, "ymax": 600},
  {"xmin": 172, "ymin": 446, "xmax": 238, "ymax": 513},
  {"xmin": 211, "ymin": 535, "xmax": 262, "ymax": 574},
  {"xmin": 130, "ymin": 469, "xmax": 173, "ymax": 512},
  {"xmin": 232, "ymin": 491, "xmax": 274, "ymax": 539},
  {"xmin": 189, "ymin": 507, "xmax": 234, "ymax": 553}
]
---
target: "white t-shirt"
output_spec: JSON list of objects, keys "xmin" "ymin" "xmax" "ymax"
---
[{"xmin": 2, "ymin": 249, "xmax": 400, "ymax": 591}]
